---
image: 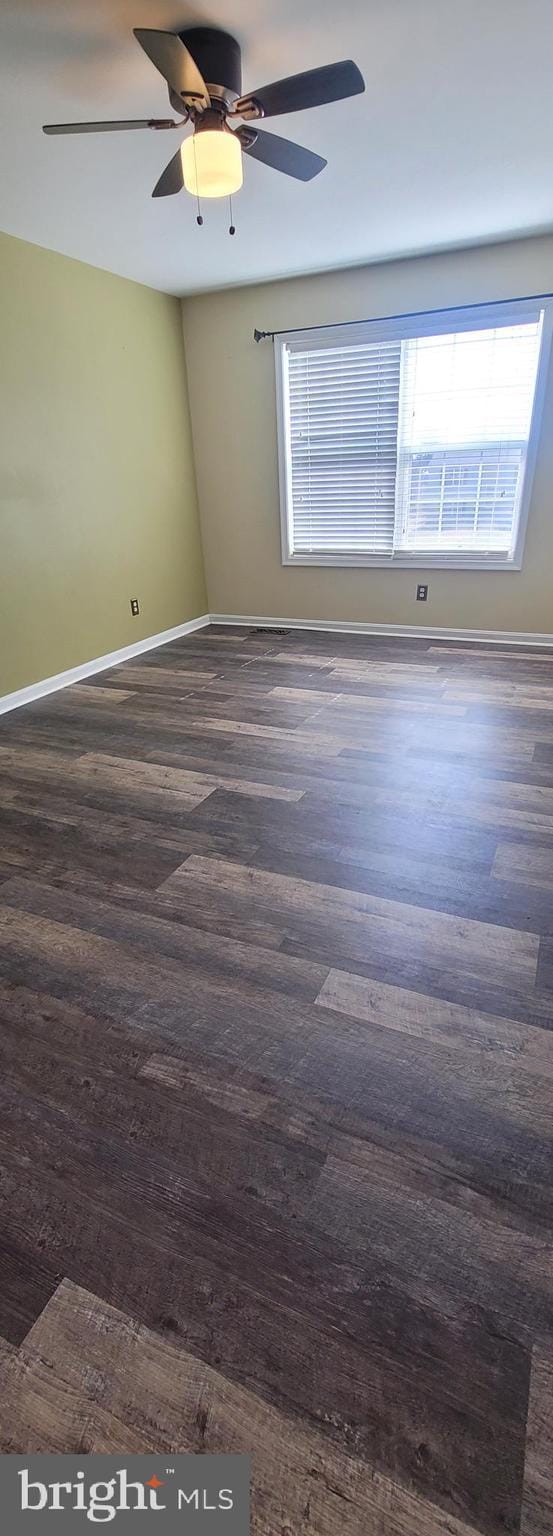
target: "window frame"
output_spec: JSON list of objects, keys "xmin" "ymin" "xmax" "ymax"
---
[{"xmin": 275, "ymin": 297, "xmax": 553, "ymax": 571}]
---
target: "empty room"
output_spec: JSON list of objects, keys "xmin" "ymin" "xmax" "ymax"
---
[{"xmin": 1, "ymin": 1, "xmax": 552, "ymax": 1531}]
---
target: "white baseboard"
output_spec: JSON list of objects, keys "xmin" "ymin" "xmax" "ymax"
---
[
  {"xmin": 0, "ymin": 615, "xmax": 210, "ymax": 716},
  {"xmin": 3, "ymin": 610, "xmax": 552, "ymax": 716},
  {"xmin": 209, "ymin": 613, "xmax": 553, "ymax": 648}
]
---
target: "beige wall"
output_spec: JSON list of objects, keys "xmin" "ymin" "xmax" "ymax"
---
[
  {"xmin": 182, "ymin": 235, "xmax": 553, "ymax": 635},
  {"xmin": 0, "ymin": 231, "xmax": 206, "ymax": 697}
]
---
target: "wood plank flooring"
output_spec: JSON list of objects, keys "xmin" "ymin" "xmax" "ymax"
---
[{"xmin": 0, "ymin": 624, "xmax": 553, "ymax": 1535}]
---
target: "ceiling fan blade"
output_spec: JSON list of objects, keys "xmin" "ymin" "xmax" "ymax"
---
[
  {"xmin": 152, "ymin": 146, "xmax": 185, "ymax": 198},
  {"xmin": 43, "ymin": 119, "xmax": 177, "ymax": 134},
  {"xmin": 235, "ymin": 60, "xmax": 364, "ymax": 119},
  {"xmin": 134, "ymin": 29, "xmax": 210, "ymax": 109},
  {"xmin": 237, "ymin": 126, "xmax": 326, "ymax": 181}
]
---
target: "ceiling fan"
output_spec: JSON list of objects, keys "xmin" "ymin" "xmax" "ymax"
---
[{"xmin": 42, "ymin": 26, "xmax": 365, "ymax": 207}]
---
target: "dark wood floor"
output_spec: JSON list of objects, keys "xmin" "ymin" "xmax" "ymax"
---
[{"xmin": 0, "ymin": 624, "xmax": 552, "ymax": 1534}]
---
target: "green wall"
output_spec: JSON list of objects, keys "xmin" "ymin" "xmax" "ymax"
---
[{"xmin": 0, "ymin": 231, "xmax": 207, "ymax": 697}]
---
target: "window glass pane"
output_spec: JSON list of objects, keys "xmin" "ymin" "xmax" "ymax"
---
[{"xmin": 396, "ymin": 321, "xmax": 542, "ymax": 554}]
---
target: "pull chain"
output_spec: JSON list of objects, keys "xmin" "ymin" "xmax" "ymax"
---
[
  {"xmin": 193, "ymin": 137, "xmax": 203, "ymax": 225},
  {"xmin": 229, "ymin": 194, "xmax": 236, "ymax": 236}
]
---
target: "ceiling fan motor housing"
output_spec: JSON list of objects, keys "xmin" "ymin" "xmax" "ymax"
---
[{"xmin": 178, "ymin": 27, "xmax": 242, "ymax": 107}]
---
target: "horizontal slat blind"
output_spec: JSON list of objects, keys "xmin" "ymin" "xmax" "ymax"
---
[
  {"xmin": 395, "ymin": 322, "xmax": 543, "ymax": 556},
  {"xmin": 279, "ymin": 302, "xmax": 546, "ymax": 565},
  {"xmin": 286, "ymin": 340, "xmax": 401, "ymax": 554}
]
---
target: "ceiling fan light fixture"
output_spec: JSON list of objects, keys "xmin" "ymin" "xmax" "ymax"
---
[{"xmin": 181, "ymin": 123, "xmax": 243, "ymax": 199}]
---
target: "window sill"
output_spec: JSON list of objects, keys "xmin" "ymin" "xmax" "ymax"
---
[{"xmin": 283, "ymin": 553, "xmax": 522, "ymax": 572}]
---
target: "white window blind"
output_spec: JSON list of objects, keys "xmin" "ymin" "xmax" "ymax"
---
[
  {"xmin": 286, "ymin": 340, "xmax": 401, "ymax": 555},
  {"xmin": 277, "ymin": 300, "xmax": 548, "ymax": 569}
]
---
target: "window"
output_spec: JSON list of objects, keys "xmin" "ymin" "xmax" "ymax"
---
[{"xmin": 275, "ymin": 299, "xmax": 551, "ymax": 569}]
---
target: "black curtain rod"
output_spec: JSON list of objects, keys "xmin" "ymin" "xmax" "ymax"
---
[{"xmin": 253, "ymin": 290, "xmax": 553, "ymax": 343}]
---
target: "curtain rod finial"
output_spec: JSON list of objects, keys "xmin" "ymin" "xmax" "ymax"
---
[{"xmin": 254, "ymin": 327, "xmax": 272, "ymax": 343}]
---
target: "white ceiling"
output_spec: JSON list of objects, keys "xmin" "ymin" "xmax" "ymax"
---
[{"xmin": 1, "ymin": 0, "xmax": 553, "ymax": 296}]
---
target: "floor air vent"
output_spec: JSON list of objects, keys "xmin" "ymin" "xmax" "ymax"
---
[{"xmin": 250, "ymin": 627, "xmax": 290, "ymax": 637}]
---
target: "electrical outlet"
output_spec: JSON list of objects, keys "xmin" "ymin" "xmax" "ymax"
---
[
  {"xmin": 130, "ymin": 598, "xmax": 140, "ymax": 616},
  {"xmin": 416, "ymin": 584, "xmax": 428, "ymax": 602}
]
